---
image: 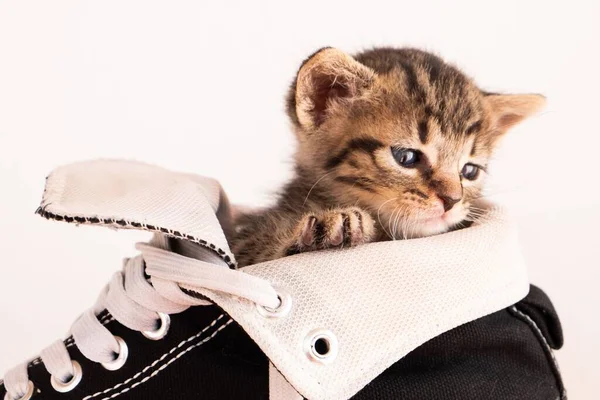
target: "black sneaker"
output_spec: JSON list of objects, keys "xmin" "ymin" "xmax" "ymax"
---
[{"xmin": 1, "ymin": 160, "xmax": 566, "ymax": 400}]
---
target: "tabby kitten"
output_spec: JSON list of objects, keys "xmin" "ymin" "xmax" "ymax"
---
[{"xmin": 230, "ymin": 47, "xmax": 544, "ymax": 267}]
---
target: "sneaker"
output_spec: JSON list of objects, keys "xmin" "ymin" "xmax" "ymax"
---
[{"xmin": 1, "ymin": 160, "xmax": 566, "ymax": 400}]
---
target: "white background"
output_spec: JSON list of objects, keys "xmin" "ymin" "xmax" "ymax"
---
[{"xmin": 0, "ymin": 0, "xmax": 598, "ymax": 397}]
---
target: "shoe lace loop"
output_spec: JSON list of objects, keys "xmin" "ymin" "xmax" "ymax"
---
[{"xmin": 3, "ymin": 237, "xmax": 277, "ymax": 400}]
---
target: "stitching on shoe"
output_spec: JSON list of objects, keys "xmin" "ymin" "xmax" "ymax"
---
[
  {"xmin": 82, "ymin": 314, "xmax": 230, "ymax": 400},
  {"xmin": 96, "ymin": 320, "xmax": 233, "ymax": 400},
  {"xmin": 100, "ymin": 315, "xmax": 114, "ymax": 325},
  {"xmin": 36, "ymin": 207, "xmax": 236, "ymax": 269}
]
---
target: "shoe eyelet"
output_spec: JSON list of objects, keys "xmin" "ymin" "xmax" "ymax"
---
[
  {"xmin": 5, "ymin": 380, "xmax": 34, "ymax": 400},
  {"xmin": 142, "ymin": 312, "xmax": 170, "ymax": 340},
  {"xmin": 304, "ymin": 329, "xmax": 338, "ymax": 364},
  {"xmin": 50, "ymin": 360, "xmax": 82, "ymax": 393},
  {"xmin": 101, "ymin": 336, "xmax": 129, "ymax": 371},
  {"xmin": 256, "ymin": 289, "xmax": 292, "ymax": 319}
]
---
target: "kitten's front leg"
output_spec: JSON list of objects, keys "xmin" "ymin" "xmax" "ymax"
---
[{"xmin": 285, "ymin": 207, "xmax": 376, "ymax": 256}]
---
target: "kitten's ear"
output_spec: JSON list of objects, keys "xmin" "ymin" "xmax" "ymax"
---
[
  {"xmin": 288, "ymin": 47, "xmax": 375, "ymax": 131},
  {"xmin": 483, "ymin": 93, "xmax": 546, "ymax": 136}
]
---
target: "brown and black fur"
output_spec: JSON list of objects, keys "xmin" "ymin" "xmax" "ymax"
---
[{"xmin": 230, "ymin": 47, "xmax": 545, "ymax": 267}]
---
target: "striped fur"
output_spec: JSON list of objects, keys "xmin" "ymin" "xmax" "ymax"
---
[{"xmin": 230, "ymin": 47, "xmax": 545, "ymax": 267}]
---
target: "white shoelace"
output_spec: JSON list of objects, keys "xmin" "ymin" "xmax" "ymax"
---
[{"xmin": 2, "ymin": 236, "xmax": 279, "ymax": 400}]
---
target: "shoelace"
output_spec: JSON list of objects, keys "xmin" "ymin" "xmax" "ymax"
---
[{"xmin": 2, "ymin": 236, "xmax": 279, "ymax": 400}]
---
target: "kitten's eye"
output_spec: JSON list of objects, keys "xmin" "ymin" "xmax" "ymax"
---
[
  {"xmin": 392, "ymin": 148, "xmax": 420, "ymax": 168},
  {"xmin": 461, "ymin": 163, "xmax": 480, "ymax": 180}
]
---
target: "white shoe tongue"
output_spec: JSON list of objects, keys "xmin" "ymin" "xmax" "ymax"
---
[{"xmin": 38, "ymin": 159, "xmax": 237, "ymax": 268}]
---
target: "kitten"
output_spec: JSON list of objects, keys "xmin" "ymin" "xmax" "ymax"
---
[{"xmin": 230, "ymin": 47, "xmax": 545, "ymax": 267}]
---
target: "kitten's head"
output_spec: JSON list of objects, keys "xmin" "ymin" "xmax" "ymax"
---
[{"xmin": 286, "ymin": 47, "xmax": 545, "ymax": 238}]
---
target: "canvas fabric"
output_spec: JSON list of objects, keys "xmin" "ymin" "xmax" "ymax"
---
[{"xmin": 1, "ymin": 160, "xmax": 562, "ymax": 400}]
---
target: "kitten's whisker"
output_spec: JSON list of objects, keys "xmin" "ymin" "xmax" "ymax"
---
[
  {"xmin": 464, "ymin": 205, "xmax": 491, "ymax": 224},
  {"xmin": 387, "ymin": 206, "xmax": 395, "ymax": 240},
  {"xmin": 302, "ymin": 172, "xmax": 333, "ymax": 207},
  {"xmin": 393, "ymin": 205, "xmax": 405, "ymax": 240},
  {"xmin": 392, "ymin": 206, "xmax": 403, "ymax": 240},
  {"xmin": 377, "ymin": 197, "xmax": 398, "ymax": 240},
  {"xmin": 390, "ymin": 206, "xmax": 401, "ymax": 240},
  {"xmin": 407, "ymin": 207, "xmax": 416, "ymax": 240},
  {"xmin": 388, "ymin": 206, "xmax": 400, "ymax": 240},
  {"xmin": 410, "ymin": 210, "xmax": 421, "ymax": 239},
  {"xmin": 395, "ymin": 208, "xmax": 403, "ymax": 240},
  {"xmin": 400, "ymin": 207, "xmax": 410, "ymax": 240},
  {"xmin": 467, "ymin": 207, "xmax": 491, "ymax": 218},
  {"xmin": 393, "ymin": 204, "xmax": 406, "ymax": 240},
  {"xmin": 397, "ymin": 206, "xmax": 408, "ymax": 239}
]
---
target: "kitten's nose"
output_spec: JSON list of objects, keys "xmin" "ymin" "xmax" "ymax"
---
[{"xmin": 438, "ymin": 195, "xmax": 461, "ymax": 212}]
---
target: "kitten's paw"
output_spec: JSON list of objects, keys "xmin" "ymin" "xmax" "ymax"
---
[{"xmin": 286, "ymin": 207, "xmax": 375, "ymax": 255}]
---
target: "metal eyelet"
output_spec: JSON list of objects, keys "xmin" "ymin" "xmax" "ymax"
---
[
  {"xmin": 304, "ymin": 329, "xmax": 338, "ymax": 364},
  {"xmin": 5, "ymin": 380, "xmax": 34, "ymax": 400},
  {"xmin": 101, "ymin": 336, "xmax": 129, "ymax": 371},
  {"xmin": 50, "ymin": 360, "xmax": 82, "ymax": 393},
  {"xmin": 256, "ymin": 289, "xmax": 292, "ymax": 319},
  {"xmin": 142, "ymin": 312, "xmax": 170, "ymax": 340}
]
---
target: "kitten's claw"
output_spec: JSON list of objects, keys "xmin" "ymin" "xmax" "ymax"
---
[{"xmin": 286, "ymin": 207, "xmax": 375, "ymax": 255}]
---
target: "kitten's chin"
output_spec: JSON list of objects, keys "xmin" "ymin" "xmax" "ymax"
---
[
  {"xmin": 405, "ymin": 210, "xmax": 466, "ymax": 239},
  {"xmin": 381, "ymin": 206, "xmax": 468, "ymax": 240},
  {"xmin": 399, "ymin": 218, "xmax": 448, "ymax": 239}
]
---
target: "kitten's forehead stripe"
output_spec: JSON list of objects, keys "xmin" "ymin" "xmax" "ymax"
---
[
  {"xmin": 466, "ymin": 120, "xmax": 482, "ymax": 136},
  {"xmin": 424, "ymin": 53, "xmax": 442, "ymax": 83},
  {"xmin": 470, "ymin": 139, "xmax": 478, "ymax": 156},
  {"xmin": 418, "ymin": 120, "xmax": 429, "ymax": 144},
  {"xmin": 355, "ymin": 48, "xmax": 484, "ymax": 138},
  {"xmin": 325, "ymin": 138, "xmax": 385, "ymax": 169},
  {"xmin": 398, "ymin": 60, "xmax": 427, "ymax": 102}
]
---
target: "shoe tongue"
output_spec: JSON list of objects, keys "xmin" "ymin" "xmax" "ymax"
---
[{"xmin": 38, "ymin": 159, "xmax": 237, "ymax": 268}]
